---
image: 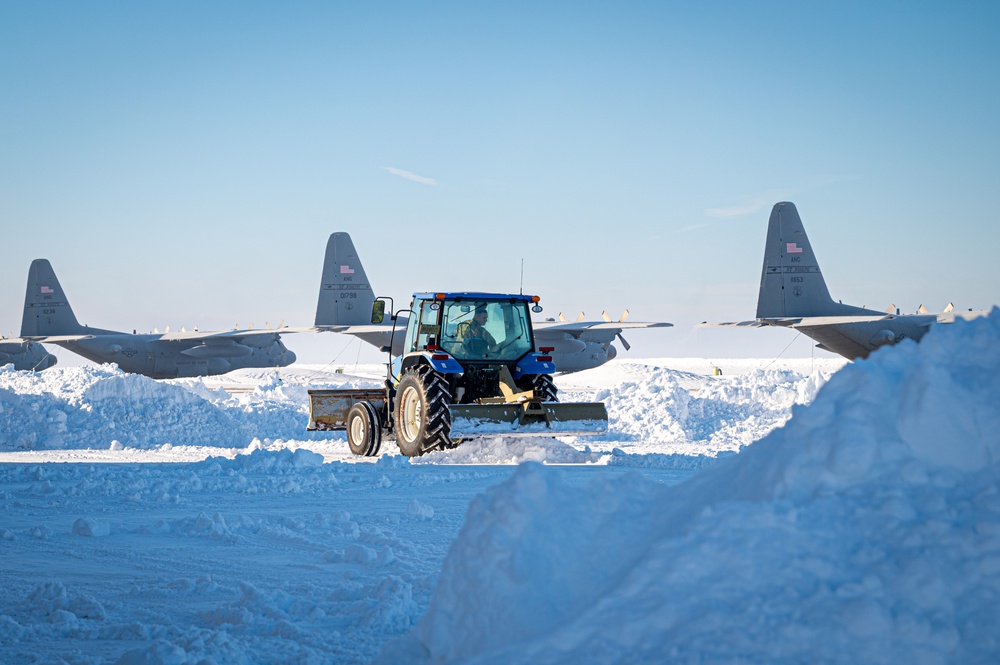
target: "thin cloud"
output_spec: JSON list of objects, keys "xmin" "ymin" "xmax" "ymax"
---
[
  {"xmin": 706, "ymin": 189, "xmax": 793, "ymax": 218},
  {"xmin": 384, "ymin": 166, "xmax": 437, "ymax": 186},
  {"xmin": 648, "ymin": 222, "xmax": 709, "ymax": 240}
]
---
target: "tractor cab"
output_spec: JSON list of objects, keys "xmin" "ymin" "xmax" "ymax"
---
[
  {"xmin": 404, "ymin": 293, "xmax": 536, "ymax": 361},
  {"xmin": 384, "ymin": 293, "xmax": 554, "ymax": 405}
]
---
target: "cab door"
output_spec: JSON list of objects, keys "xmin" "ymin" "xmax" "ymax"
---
[{"xmin": 414, "ymin": 301, "xmax": 442, "ymax": 350}]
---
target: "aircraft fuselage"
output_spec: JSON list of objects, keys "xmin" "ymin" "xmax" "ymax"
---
[
  {"xmin": 51, "ymin": 334, "xmax": 295, "ymax": 379},
  {"xmin": 786, "ymin": 314, "xmax": 936, "ymax": 360},
  {"xmin": 540, "ymin": 334, "xmax": 618, "ymax": 373},
  {"xmin": 0, "ymin": 340, "xmax": 58, "ymax": 371}
]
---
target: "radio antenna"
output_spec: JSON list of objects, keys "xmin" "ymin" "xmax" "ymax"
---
[{"xmin": 519, "ymin": 258, "xmax": 524, "ymax": 294}]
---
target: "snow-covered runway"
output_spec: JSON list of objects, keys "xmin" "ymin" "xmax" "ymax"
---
[{"xmin": 0, "ymin": 455, "xmax": 693, "ymax": 664}]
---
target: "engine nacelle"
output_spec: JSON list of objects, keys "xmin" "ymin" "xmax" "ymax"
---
[
  {"xmin": 870, "ymin": 329, "xmax": 896, "ymax": 347},
  {"xmin": 241, "ymin": 334, "xmax": 281, "ymax": 349},
  {"xmin": 539, "ymin": 335, "xmax": 587, "ymax": 355},
  {"xmin": 181, "ymin": 342, "xmax": 253, "ymax": 359}
]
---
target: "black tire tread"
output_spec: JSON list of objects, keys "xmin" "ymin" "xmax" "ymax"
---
[
  {"xmin": 395, "ymin": 367, "xmax": 452, "ymax": 456},
  {"xmin": 532, "ymin": 374, "xmax": 559, "ymax": 403}
]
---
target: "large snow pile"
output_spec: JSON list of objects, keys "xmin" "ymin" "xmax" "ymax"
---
[
  {"xmin": 0, "ymin": 364, "xmax": 336, "ymax": 450},
  {"xmin": 0, "ymin": 366, "xmax": 250, "ymax": 449},
  {"xmin": 384, "ymin": 310, "xmax": 1000, "ymax": 664},
  {"xmin": 589, "ymin": 365, "xmax": 829, "ymax": 451}
]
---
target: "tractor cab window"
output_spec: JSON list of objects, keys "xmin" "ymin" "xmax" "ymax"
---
[
  {"xmin": 415, "ymin": 301, "xmax": 442, "ymax": 350},
  {"xmin": 405, "ymin": 300, "xmax": 442, "ymax": 353},
  {"xmin": 441, "ymin": 300, "xmax": 533, "ymax": 361}
]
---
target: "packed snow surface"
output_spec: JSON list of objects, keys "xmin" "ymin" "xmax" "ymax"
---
[{"xmin": 1, "ymin": 314, "xmax": 997, "ymax": 663}]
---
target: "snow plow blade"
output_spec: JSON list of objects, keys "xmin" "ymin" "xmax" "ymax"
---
[
  {"xmin": 307, "ymin": 389, "xmax": 387, "ymax": 431},
  {"xmin": 449, "ymin": 401, "xmax": 608, "ymax": 438}
]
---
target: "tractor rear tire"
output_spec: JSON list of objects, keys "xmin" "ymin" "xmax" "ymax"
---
[
  {"xmin": 347, "ymin": 401, "xmax": 382, "ymax": 456},
  {"xmin": 395, "ymin": 369, "xmax": 452, "ymax": 456},
  {"xmin": 532, "ymin": 374, "xmax": 559, "ymax": 403}
]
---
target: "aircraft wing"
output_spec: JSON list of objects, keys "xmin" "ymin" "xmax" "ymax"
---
[
  {"xmin": 934, "ymin": 310, "xmax": 990, "ymax": 324},
  {"xmin": 787, "ymin": 315, "xmax": 894, "ymax": 328},
  {"xmin": 21, "ymin": 334, "xmax": 98, "ymax": 342},
  {"xmin": 533, "ymin": 320, "xmax": 671, "ymax": 351},
  {"xmin": 700, "ymin": 314, "xmax": 894, "ymax": 330},
  {"xmin": 533, "ymin": 321, "xmax": 673, "ymax": 335},
  {"xmin": 312, "ymin": 324, "xmax": 392, "ymax": 335},
  {"xmin": 156, "ymin": 326, "xmax": 319, "ymax": 342},
  {"xmin": 697, "ymin": 320, "xmax": 767, "ymax": 329}
]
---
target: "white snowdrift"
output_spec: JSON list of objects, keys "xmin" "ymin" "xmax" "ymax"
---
[
  {"xmin": 590, "ymin": 365, "xmax": 830, "ymax": 451},
  {"xmin": 386, "ymin": 310, "xmax": 1000, "ymax": 664},
  {"xmin": 0, "ymin": 358, "xmax": 832, "ymax": 461},
  {"xmin": 0, "ymin": 365, "xmax": 332, "ymax": 450}
]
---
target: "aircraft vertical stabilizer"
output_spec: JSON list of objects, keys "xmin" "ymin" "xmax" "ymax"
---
[
  {"xmin": 314, "ymin": 233, "xmax": 377, "ymax": 326},
  {"xmin": 756, "ymin": 202, "xmax": 868, "ymax": 319},
  {"xmin": 21, "ymin": 259, "xmax": 89, "ymax": 337}
]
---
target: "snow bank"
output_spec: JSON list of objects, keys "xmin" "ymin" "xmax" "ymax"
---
[
  {"xmin": 0, "ymin": 364, "xmax": 335, "ymax": 450},
  {"xmin": 0, "ymin": 356, "xmax": 831, "ymax": 459},
  {"xmin": 582, "ymin": 364, "xmax": 833, "ymax": 454},
  {"xmin": 386, "ymin": 310, "xmax": 1000, "ymax": 664}
]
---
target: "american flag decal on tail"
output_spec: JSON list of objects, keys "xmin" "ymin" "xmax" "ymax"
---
[
  {"xmin": 41, "ymin": 286, "xmax": 54, "ymax": 294},
  {"xmin": 786, "ymin": 242, "xmax": 803, "ymax": 254},
  {"xmin": 340, "ymin": 265, "xmax": 355, "ymax": 274}
]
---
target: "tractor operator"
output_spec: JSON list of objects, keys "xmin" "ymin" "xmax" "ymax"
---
[{"xmin": 455, "ymin": 305, "xmax": 497, "ymax": 350}]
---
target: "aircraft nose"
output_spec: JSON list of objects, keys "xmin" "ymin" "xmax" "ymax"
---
[{"xmin": 285, "ymin": 350, "xmax": 297, "ymax": 364}]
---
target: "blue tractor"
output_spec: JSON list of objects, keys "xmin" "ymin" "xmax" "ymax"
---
[{"xmin": 308, "ymin": 292, "xmax": 608, "ymax": 457}]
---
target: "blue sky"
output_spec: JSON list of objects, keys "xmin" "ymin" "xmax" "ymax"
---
[{"xmin": 2, "ymin": 1, "xmax": 998, "ymax": 365}]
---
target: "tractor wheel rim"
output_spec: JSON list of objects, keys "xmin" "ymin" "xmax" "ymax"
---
[
  {"xmin": 350, "ymin": 414, "xmax": 366, "ymax": 445},
  {"xmin": 401, "ymin": 386, "xmax": 422, "ymax": 442}
]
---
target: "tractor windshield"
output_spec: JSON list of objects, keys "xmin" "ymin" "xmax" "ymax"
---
[{"xmin": 440, "ymin": 299, "xmax": 534, "ymax": 362}]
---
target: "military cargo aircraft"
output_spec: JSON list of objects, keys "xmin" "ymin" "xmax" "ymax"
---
[
  {"xmin": 0, "ymin": 336, "xmax": 57, "ymax": 371},
  {"xmin": 700, "ymin": 201, "xmax": 989, "ymax": 360},
  {"xmin": 312, "ymin": 232, "xmax": 672, "ymax": 372},
  {"xmin": 20, "ymin": 259, "xmax": 296, "ymax": 378}
]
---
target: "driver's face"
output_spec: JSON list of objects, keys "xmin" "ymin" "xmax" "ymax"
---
[{"xmin": 474, "ymin": 311, "xmax": 488, "ymax": 324}]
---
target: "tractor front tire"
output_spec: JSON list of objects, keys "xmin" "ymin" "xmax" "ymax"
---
[{"xmin": 395, "ymin": 369, "xmax": 452, "ymax": 456}]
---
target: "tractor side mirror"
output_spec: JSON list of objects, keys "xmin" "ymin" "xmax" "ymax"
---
[{"xmin": 371, "ymin": 299, "xmax": 386, "ymax": 324}]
